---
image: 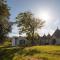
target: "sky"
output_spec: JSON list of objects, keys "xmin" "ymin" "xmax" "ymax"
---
[{"xmin": 7, "ymin": 0, "xmax": 60, "ymax": 37}]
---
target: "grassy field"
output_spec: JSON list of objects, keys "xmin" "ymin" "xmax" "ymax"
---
[{"xmin": 0, "ymin": 45, "xmax": 60, "ymax": 60}]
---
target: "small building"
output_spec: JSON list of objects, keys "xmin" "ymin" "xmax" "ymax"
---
[
  {"xmin": 52, "ymin": 28, "xmax": 60, "ymax": 45},
  {"xmin": 12, "ymin": 36, "xmax": 29, "ymax": 46},
  {"xmin": 39, "ymin": 34, "xmax": 47, "ymax": 45},
  {"xmin": 11, "ymin": 28, "xmax": 60, "ymax": 46},
  {"xmin": 39, "ymin": 28, "xmax": 60, "ymax": 45}
]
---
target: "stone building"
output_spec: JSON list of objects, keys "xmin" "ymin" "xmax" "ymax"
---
[
  {"xmin": 12, "ymin": 36, "xmax": 29, "ymax": 46},
  {"xmin": 12, "ymin": 28, "xmax": 60, "ymax": 46},
  {"xmin": 39, "ymin": 28, "xmax": 60, "ymax": 45},
  {"xmin": 51, "ymin": 28, "xmax": 60, "ymax": 45}
]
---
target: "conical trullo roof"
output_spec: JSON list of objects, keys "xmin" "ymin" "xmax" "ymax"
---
[
  {"xmin": 47, "ymin": 33, "xmax": 51, "ymax": 39},
  {"xmin": 47, "ymin": 33, "xmax": 51, "ymax": 37},
  {"xmin": 52, "ymin": 28, "xmax": 60, "ymax": 38},
  {"xmin": 43, "ymin": 34, "xmax": 47, "ymax": 39}
]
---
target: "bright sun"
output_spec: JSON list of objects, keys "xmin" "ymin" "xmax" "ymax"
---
[
  {"xmin": 40, "ymin": 12, "xmax": 49, "ymax": 20},
  {"xmin": 37, "ymin": 11, "xmax": 50, "ymax": 22}
]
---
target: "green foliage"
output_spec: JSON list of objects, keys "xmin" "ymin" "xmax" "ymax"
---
[
  {"xmin": 0, "ymin": 47, "xmax": 20, "ymax": 60},
  {"xmin": 0, "ymin": 0, "xmax": 10, "ymax": 17},
  {"xmin": 16, "ymin": 11, "xmax": 45, "ymax": 45},
  {"xmin": 0, "ymin": 0, "xmax": 11, "ymax": 43}
]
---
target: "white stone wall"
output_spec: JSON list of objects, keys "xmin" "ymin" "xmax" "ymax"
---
[
  {"xmin": 12, "ymin": 38, "xmax": 16, "ymax": 46},
  {"xmin": 56, "ymin": 39, "xmax": 60, "ymax": 45},
  {"xmin": 12, "ymin": 37, "xmax": 29, "ymax": 46}
]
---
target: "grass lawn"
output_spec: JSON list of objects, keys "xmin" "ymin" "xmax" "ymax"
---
[{"xmin": 0, "ymin": 45, "xmax": 60, "ymax": 60}]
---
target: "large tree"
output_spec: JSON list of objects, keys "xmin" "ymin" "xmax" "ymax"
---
[
  {"xmin": 0, "ymin": 0, "xmax": 11, "ymax": 43},
  {"xmin": 16, "ymin": 11, "xmax": 45, "ymax": 45}
]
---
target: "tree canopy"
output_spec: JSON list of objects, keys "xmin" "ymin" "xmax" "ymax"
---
[
  {"xmin": 0, "ymin": 0, "xmax": 11, "ymax": 43},
  {"xmin": 16, "ymin": 11, "xmax": 45, "ymax": 45}
]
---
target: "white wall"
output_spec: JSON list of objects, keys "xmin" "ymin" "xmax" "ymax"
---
[
  {"xmin": 56, "ymin": 39, "xmax": 60, "ymax": 45},
  {"xmin": 12, "ymin": 38, "xmax": 16, "ymax": 46}
]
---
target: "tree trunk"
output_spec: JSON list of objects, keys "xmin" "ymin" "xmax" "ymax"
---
[{"xmin": 31, "ymin": 29, "xmax": 35, "ymax": 46}]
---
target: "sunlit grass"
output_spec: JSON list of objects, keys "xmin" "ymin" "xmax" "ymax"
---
[
  {"xmin": 0, "ymin": 45, "xmax": 60, "ymax": 60},
  {"xmin": 12, "ymin": 45, "xmax": 60, "ymax": 60}
]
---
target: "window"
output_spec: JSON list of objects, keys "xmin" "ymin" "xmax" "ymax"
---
[{"xmin": 19, "ymin": 40, "xmax": 25, "ymax": 45}]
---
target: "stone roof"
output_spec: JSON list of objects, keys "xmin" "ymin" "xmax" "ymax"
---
[
  {"xmin": 52, "ymin": 28, "xmax": 60, "ymax": 38},
  {"xmin": 47, "ymin": 33, "xmax": 51, "ymax": 39},
  {"xmin": 42, "ymin": 34, "xmax": 47, "ymax": 39},
  {"xmin": 47, "ymin": 33, "xmax": 51, "ymax": 37}
]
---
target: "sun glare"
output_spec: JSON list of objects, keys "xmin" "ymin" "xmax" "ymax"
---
[
  {"xmin": 40, "ymin": 12, "xmax": 49, "ymax": 20},
  {"xmin": 37, "ymin": 11, "xmax": 51, "ymax": 22}
]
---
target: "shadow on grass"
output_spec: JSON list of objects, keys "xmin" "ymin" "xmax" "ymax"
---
[
  {"xmin": 0, "ymin": 47, "xmax": 22, "ymax": 60},
  {"xmin": 23, "ymin": 49, "xmax": 41, "ymax": 56}
]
